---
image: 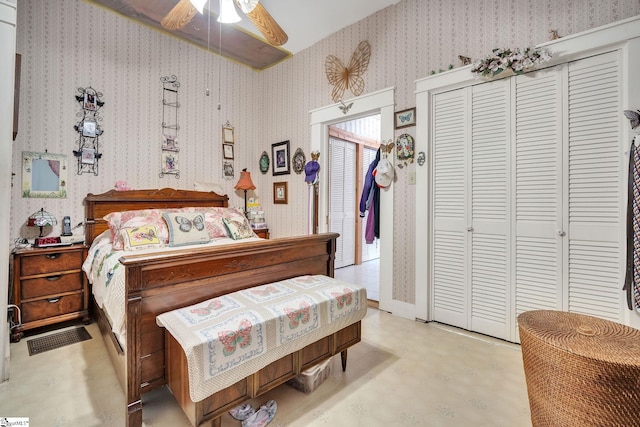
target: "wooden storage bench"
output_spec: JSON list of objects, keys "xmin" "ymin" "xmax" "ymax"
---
[{"xmin": 165, "ymin": 320, "xmax": 361, "ymax": 427}]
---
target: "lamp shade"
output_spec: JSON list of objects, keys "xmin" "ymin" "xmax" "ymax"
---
[
  {"xmin": 235, "ymin": 170, "xmax": 256, "ymax": 191},
  {"xmin": 28, "ymin": 208, "xmax": 57, "ymax": 237},
  {"xmin": 217, "ymin": 0, "xmax": 241, "ymax": 23}
]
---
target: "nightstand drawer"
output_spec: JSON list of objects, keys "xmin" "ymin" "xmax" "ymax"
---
[
  {"xmin": 21, "ymin": 272, "xmax": 83, "ymax": 300},
  {"xmin": 21, "ymin": 293, "xmax": 84, "ymax": 323},
  {"xmin": 21, "ymin": 250, "xmax": 83, "ymax": 276}
]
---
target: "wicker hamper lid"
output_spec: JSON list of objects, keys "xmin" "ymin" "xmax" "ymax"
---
[{"xmin": 518, "ymin": 310, "xmax": 640, "ymax": 364}]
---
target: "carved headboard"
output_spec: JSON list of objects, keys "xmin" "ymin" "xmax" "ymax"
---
[{"xmin": 83, "ymin": 188, "xmax": 229, "ymax": 246}]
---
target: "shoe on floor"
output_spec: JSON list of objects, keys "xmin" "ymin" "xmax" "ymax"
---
[
  {"xmin": 241, "ymin": 400, "xmax": 277, "ymax": 427},
  {"xmin": 229, "ymin": 403, "xmax": 255, "ymax": 421}
]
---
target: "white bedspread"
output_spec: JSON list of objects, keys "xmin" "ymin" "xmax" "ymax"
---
[
  {"xmin": 156, "ymin": 275, "xmax": 367, "ymax": 402},
  {"xmin": 82, "ymin": 231, "xmax": 261, "ymax": 347}
]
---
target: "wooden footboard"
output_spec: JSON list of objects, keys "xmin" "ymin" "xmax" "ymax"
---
[
  {"xmin": 165, "ymin": 321, "xmax": 361, "ymax": 427},
  {"xmin": 122, "ymin": 234, "xmax": 338, "ymax": 427}
]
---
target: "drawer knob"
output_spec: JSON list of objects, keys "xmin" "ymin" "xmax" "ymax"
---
[
  {"xmin": 45, "ymin": 253, "xmax": 61, "ymax": 260},
  {"xmin": 46, "ymin": 275, "xmax": 62, "ymax": 281},
  {"xmin": 47, "ymin": 297, "xmax": 61, "ymax": 303}
]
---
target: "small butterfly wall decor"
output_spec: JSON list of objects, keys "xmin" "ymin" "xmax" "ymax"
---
[
  {"xmin": 395, "ymin": 108, "xmax": 416, "ymax": 129},
  {"xmin": 624, "ymin": 109, "xmax": 640, "ymax": 129},
  {"xmin": 379, "ymin": 140, "xmax": 394, "ymax": 158},
  {"xmin": 325, "ymin": 40, "xmax": 371, "ymax": 103}
]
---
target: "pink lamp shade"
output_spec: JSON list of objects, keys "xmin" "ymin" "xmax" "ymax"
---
[
  {"xmin": 235, "ymin": 170, "xmax": 256, "ymax": 191},
  {"xmin": 235, "ymin": 169, "xmax": 256, "ymax": 216}
]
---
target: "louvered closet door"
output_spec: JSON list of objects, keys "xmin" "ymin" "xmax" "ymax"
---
[
  {"xmin": 329, "ymin": 138, "xmax": 357, "ymax": 269},
  {"xmin": 566, "ymin": 51, "xmax": 622, "ymax": 321},
  {"xmin": 470, "ymin": 79, "xmax": 511, "ymax": 340},
  {"xmin": 432, "ymin": 89, "xmax": 469, "ymax": 329},
  {"xmin": 513, "ymin": 67, "xmax": 564, "ymax": 327}
]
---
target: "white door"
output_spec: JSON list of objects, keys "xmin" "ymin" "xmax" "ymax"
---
[
  {"xmin": 431, "ymin": 80, "xmax": 513, "ymax": 340},
  {"xmin": 469, "ymin": 79, "xmax": 511, "ymax": 340},
  {"xmin": 565, "ymin": 51, "xmax": 622, "ymax": 322},
  {"xmin": 513, "ymin": 66, "xmax": 565, "ymax": 335},
  {"xmin": 431, "ymin": 88, "xmax": 469, "ymax": 329},
  {"xmin": 329, "ymin": 138, "xmax": 356, "ymax": 268}
]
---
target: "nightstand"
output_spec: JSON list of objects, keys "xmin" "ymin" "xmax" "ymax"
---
[
  {"xmin": 11, "ymin": 244, "xmax": 90, "ymax": 342},
  {"xmin": 253, "ymin": 228, "xmax": 269, "ymax": 239}
]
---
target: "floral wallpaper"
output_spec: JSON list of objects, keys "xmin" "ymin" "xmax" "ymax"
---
[{"xmin": 11, "ymin": 0, "xmax": 640, "ymax": 306}]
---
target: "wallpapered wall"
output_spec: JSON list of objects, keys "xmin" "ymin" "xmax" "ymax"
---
[{"xmin": 12, "ymin": 0, "xmax": 640, "ymax": 306}]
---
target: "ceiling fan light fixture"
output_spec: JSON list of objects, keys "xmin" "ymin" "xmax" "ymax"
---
[
  {"xmin": 217, "ymin": 0, "xmax": 241, "ymax": 23},
  {"xmin": 189, "ymin": 0, "xmax": 208, "ymax": 14}
]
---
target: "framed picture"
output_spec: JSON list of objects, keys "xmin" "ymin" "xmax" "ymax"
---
[
  {"xmin": 83, "ymin": 92, "xmax": 97, "ymax": 111},
  {"xmin": 273, "ymin": 181, "xmax": 288, "ymax": 204},
  {"xmin": 222, "ymin": 125, "xmax": 234, "ymax": 144},
  {"xmin": 82, "ymin": 120, "xmax": 96, "ymax": 137},
  {"xmin": 223, "ymin": 143, "xmax": 234, "ymax": 160},
  {"xmin": 162, "ymin": 134, "xmax": 179, "ymax": 152},
  {"xmin": 81, "ymin": 147, "xmax": 96, "ymax": 164},
  {"xmin": 271, "ymin": 140, "xmax": 290, "ymax": 176},
  {"xmin": 161, "ymin": 152, "xmax": 178, "ymax": 173},
  {"xmin": 223, "ymin": 161, "xmax": 234, "ymax": 178},
  {"xmin": 395, "ymin": 107, "xmax": 416, "ymax": 129}
]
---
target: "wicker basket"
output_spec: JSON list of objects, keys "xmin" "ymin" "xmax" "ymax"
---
[{"xmin": 518, "ymin": 310, "xmax": 640, "ymax": 426}]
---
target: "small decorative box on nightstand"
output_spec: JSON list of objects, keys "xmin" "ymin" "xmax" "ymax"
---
[{"xmin": 11, "ymin": 244, "xmax": 90, "ymax": 342}]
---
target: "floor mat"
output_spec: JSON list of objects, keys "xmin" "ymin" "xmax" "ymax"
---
[{"xmin": 27, "ymin": 327, "xmax": 92, "ymax": 356}]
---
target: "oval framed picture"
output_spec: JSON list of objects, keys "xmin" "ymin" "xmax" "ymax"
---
[{"xmin": 259, "ymin": 151, "xmax": 270, "ymax": 174}]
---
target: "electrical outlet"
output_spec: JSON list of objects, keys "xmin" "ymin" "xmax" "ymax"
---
[{"xmin": 408, "ymin": 171, "xmax": 416, "ymax": 185}]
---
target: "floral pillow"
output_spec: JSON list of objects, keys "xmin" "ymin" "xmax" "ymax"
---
[
  {"xmin": 162, "ymin": 212, "xmax": 210, "ymax": 246},
  {"xmin": 120, "ymin": 225, "xmax": 163, "ymax": 251},
  {"xmin": 105, "ymin": 209, "xmax": 170, "ymax": 250}
]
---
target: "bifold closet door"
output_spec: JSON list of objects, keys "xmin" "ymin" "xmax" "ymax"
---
[
  {"xmin": 431, "ymin": 79, "xmax": 511, "ymax": 339},
  {"xmin": 566, "ymin": 51, "xmax": 622, "ymax": 322},
  {"xmin": 432, "ymin": 89, "xmax": 469, "ymax": 329},
  {"xmin": 513, "ymin": 67, "xmax": 564, "ymax": 327},
  {"xmin": 469, "ymin": 79, "xmax": 511, "ymax": 340}
]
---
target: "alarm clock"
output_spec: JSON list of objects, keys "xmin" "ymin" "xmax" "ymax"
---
[{"xmin": 35, "ymin": 236, "xmax": 62, "ymax": 247}]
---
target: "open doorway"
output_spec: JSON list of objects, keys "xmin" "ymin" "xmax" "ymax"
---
[
  {"xmin": 310, "ymin": 87, "xmax": 398, "ymax": 315},
  {"xmin": 328, "ymin": 115, "xmax": 381, "ymax": 301}
]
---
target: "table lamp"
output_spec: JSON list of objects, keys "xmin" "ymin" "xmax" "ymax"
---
[
  {"xmin": 234, "ymin": 169, "xmax": 256, "ymax": 217},
  {"xmin": 28, "ymin": 208, "xmax": 57, "ymax": 237}
]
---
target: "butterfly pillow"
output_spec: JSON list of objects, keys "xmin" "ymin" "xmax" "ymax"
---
[
  {"xmin": 222, "ymin": 217, "xmax": 256, "ymax": 240},
  {"xmin": 162, "ymin": 212, "xmax": 210, "ymax": 247}
]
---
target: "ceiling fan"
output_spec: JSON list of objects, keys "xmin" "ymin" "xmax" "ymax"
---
[{"xmin": 161, "ymin": 0, "xmax": 288, "ymax": 47}]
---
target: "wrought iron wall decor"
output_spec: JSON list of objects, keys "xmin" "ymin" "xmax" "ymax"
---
[
  {"xmin": 73, "ymin": 86, "xmax": 104, "ymax": 175},
  {"xmin": 160, "ymin": 75, "xmax": 180, "ymax": 179}
]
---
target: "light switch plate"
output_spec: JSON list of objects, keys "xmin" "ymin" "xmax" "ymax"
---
[{"xmin": 408, "ymin": 171, "xmax": 416, "ymax": 185}]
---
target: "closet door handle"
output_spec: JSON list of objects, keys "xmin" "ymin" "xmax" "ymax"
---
[
  {"xmin": 557, "ymin": 230, "xmax": 566, "ymax": 237},
  {"xmin": 467, "ymin": 226, "xmax": 474, "ymax": 232}
]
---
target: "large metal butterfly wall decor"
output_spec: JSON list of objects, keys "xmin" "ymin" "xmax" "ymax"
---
[{"xmin": 325, "ymin": 40, "xmax": 372, "ymax": 103}]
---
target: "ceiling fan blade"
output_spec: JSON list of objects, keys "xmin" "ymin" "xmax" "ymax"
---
[
  {"xmin": 237, "ymin": 0, "xmax": 288, "ymax": 46},
  {"xmin": 161, "ymin": 0, "xmax": 198, "ymax": 31}
]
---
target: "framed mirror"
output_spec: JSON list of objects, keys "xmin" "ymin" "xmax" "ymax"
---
[{"xmin": 22, "ymin": 151, "xmax": 68, "ymax": 198}]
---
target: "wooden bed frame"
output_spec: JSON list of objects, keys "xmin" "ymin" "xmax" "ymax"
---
[{"xmin": 83, "ymin": 188, "xmax": 344, "ymax": 427}]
